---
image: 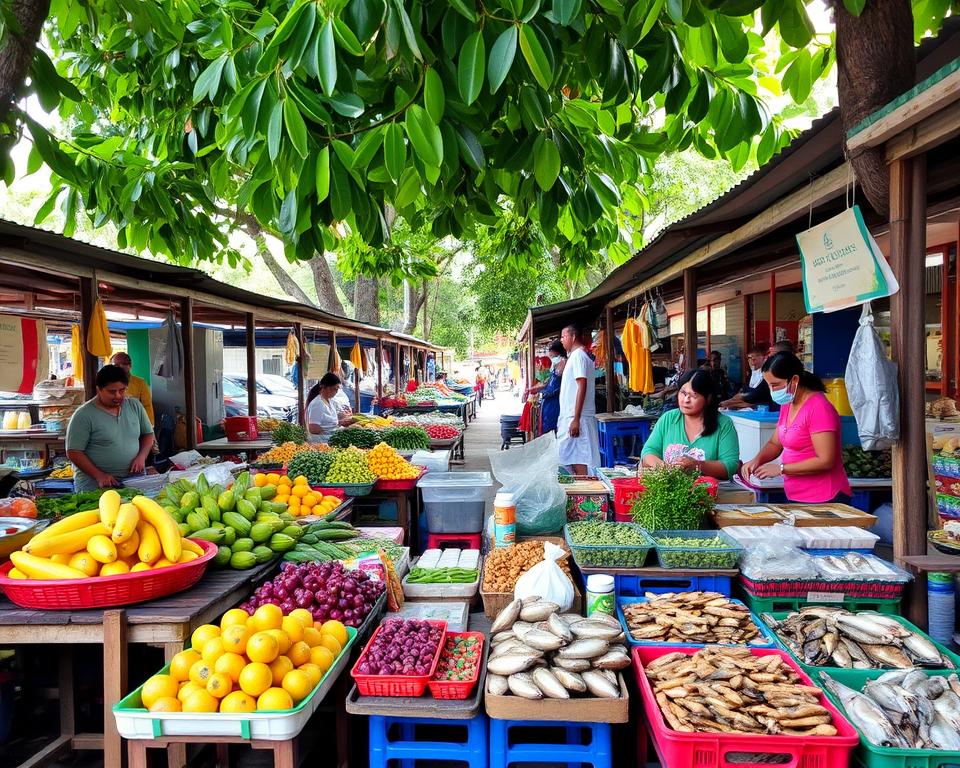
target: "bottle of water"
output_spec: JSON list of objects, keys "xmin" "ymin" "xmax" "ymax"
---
[{"xmin": 927, "ymin": 572, "xmax": 956, "ymax": 647}]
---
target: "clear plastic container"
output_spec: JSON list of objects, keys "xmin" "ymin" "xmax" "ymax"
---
[
  {"xmin": 421, "ymin": 472, "xmax": 493, "ymax": 534},
  {"xmin": 651, "ymin": 530, "xmax": 743, "ymax": 569},
  {"xmin": 564, "ymin": 523, "xmax": 653, "ymax": 568}
]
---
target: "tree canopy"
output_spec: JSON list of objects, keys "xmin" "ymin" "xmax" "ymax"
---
[{"xmin": 0, "ymin": 0, "xmax": 953, "ymax": 285}]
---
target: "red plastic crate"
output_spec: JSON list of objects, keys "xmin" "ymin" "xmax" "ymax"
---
[
  {"xmin": 613, "ymin": 476, "xmax": 718, "ymax": 519},
  {"xmin": 0, "ymin": 539, "xmax": 218, "ymax": 610},
  {"xmin": 224, "ymin": 416, "xmax": 259, "ymax": 441},
  {"xmin": 740, "ymin": 575, "xmax": 906, "ymax": 600},
  {"xmin": 632, "ymin": 645, "xmax": 858, "ymax": 768},
  {"xmin": 350, "ymin": 619, "xmax": 447, "ymax": 697},
  {"xmin": 427, "ymin": 631, "xmax": 484, "ymax": 700},
  {"xmin": 375, "ymin": 468, "xmax": 427, "ymax": 491}
]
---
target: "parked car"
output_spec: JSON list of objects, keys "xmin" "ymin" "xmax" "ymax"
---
[
  {"xmin": 226, "ymin": 372, "xmax": 297, "ymax": 397},
  {"xmin": 222, "ymin": 376, "xmax": 295, "ymax": 421}
]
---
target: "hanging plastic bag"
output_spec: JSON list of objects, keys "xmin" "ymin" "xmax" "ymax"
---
[
  {"xmin": 513, "ymin": 541, "xmax": 575, "ymax": 610},
  {"xmin": 488, "ymin": 432, "xmax": 566, "ymax": 535},
  {"xmin": 845, "ymin": 303, "xmax": 900, "ymax": 450}
]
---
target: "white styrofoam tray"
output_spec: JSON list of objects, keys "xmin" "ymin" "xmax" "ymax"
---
[
  {"xmin": 390, "ymin": 600, "xmax": 470, "ymax": 631},
  {"xmin": 402, "ymin": 556, "xmax": 480, "ymax": 599}
]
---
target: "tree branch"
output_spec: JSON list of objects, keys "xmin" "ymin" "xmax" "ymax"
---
[{"xmin": 255, "ymin": 232, "xmax": 315, "ymax": 306}]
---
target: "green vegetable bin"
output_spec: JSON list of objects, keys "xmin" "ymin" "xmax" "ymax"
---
[
  {"xmin": 564, "ymin": 522, "xmax": 653, "ymax": 568},
  {"xmin": 651, "ymin": 529, "xmax": 743, "ymax": 569}
]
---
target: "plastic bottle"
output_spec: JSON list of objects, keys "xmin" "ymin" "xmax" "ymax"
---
[
  {"xmin": 493, "ymin": 492, "xmax": 516, "ymax": 548},
  {"xmin": 586, "ymin": 574, "xmax": 615, "ymax": 617},
  {"xmin": 927, "ymin": 572, "xmax": 956, "ymax": 647}
]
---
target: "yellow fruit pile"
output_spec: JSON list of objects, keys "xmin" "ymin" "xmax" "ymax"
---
[
  {"xmin": 256, "ymin": 417, "xmax": 283, "ymax": 433},
  {"xmin": 50, "ymin": 464, "xmax": 74, "ymax": 479},
  {"xmin": 141, "ymin": 605, "xmax": 349, "ymax": 714},
  {"xmin": 9, "ymin": 491, "xmax": 202, "ymax": 580},
  {"xmin": 255, "ymin": 442, "xmax": 330, "ymax": 467},
  {"xmin": 257, "ymin": 473, "xmax": 340, "ymax": 517},
  {"xmin": 367, "ymin": 443, "xmax": 420, "ymax": 480},
  {"xmin": 353, "ymin": 415, "xmax": 393, "ymax": 429}
]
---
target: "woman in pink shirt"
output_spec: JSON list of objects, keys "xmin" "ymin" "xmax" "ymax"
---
[{"xmin": 741, "ymin": 352, "xmax": 852, "ymax": 503}]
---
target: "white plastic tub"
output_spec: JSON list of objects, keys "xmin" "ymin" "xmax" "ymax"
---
[{"xmin": 419, "ymin": 472, "xmax": 492, "ymax": 533}]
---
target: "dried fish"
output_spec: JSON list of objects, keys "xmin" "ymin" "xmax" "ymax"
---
[
  {"xmin": 520, "ymin": 601, "xmax": 560, "ymax": 622},
  {"xmin": 487, "ymin": 673, "xmax": 508, "ymax": 695},
  {"xmin": 488, "ymin": 654, "xmax": 539, "ymax": 676},
  {"xmin": 557, "ymin": 638, "xmax": 609, "ymax": 659},
  {"xmin": 622, "ymin": 592, "xmax": 764, "ymax": 646},
  {"xmin": 532, "ymin": 667, "xmax": 570, "ymax": 699},
  {"xmin": 582, "ymin": 670, "xmax": 621, "ymax": 698},
  {"xmin": 552, "ymin": 667, "xmax": 587, "ymax": 692},
  {"xmin": 507, "ymin": 672, "xmax": 543, "ymax": 699},
  {"xmin": 491, "ymin": 600, "xmax": 522, "ymax": 634}
]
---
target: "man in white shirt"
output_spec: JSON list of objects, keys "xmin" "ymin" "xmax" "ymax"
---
[{"xmin": 557, "ymin": 323, "xmax": 601, "ymax": 474}]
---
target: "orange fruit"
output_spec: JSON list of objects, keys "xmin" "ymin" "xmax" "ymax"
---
[
  {"xmin": 309, "ymin": 646, "xmax": 335, "ymax": 674},
  {"xmin": 170, "ymin": 650, "xmax": 201, "ymax": 682},
  {"xmin": 303, "ymin": 627, "xmax": 323, "ymax": 648},
  {"xmin": 289, "ymin": 608, "xmax": 315, "ymax": 629},
  {"xmin": 247, "ymin": 631, "xmax": 280, "ymax": 663},
  {"xmin": 257, "ymin": 687, "xmax": 294, "ymax": 711},
  {"xmin": 142, "ymin": 674, "xmax": 179, "ymax": 709},
  {"xmin": 269, "ymin": 655, "xmax": 294, "ymax": 686},
  {"xmin": 220, "ymin": 691, "xmax": 256, "ymax": 713},
  {"xmin": 287, "ymin": 641, "xmax": 311, "ymax": 667},
  {"xmin": 266, "ymin": 629, "xmax": 291, "ymax": 655},
  {"xmin": 206, "ymin": 672, "xmax": 233, "ymax": 699},
  {"xmin": 292, "ymin": 475, "xmax": 308, "ymax": 486},
  {"xmin": 299, "ymin": 663, "xmax": 322, "ymax": 687},
  {"xmin": 149, "ymin": 696, "xmax": 181, "ymax": 712},
  {"xmin": 250, "ymin": 604, "xmax": 283, "ymax": 632},
  {"xmin": 281, "ymin": 616, "xmax": 304, "ymax": 643},
  {"xmin": 201, "ymin": 637, "xmax": 226, "ymax": 666},
  {"xmin": 100, "ymin": 560, "xmax": 130, "ymax": 577},
  {"xmin": 182, "ymin": 689, "xmax": 219, "ymax": 713},
  {"xmin": 130, "ymin": 562, "xmax": 151, "ymax": 572},
  {"xmin": 291, "ymin": 485, "xmax": 308, "ymax": 499},
  {"xmin": 220, "ymin": 608, "xmax": 251, "ymax": 630},
  {"xmin": 238, "ymin": 662, "xmax": 273, "ymax": 697},
  {"xmin": 254, "ymin": 473, "xmax": 267, "ymax": 488},
  {"xmin": 281, "ymin": 670, "xmax": 312, "ymax": 703},
  {"xmin": 215, "ymin": 652, "xmax": 247, "ymax": 684},
  {"xmin": 188, "ymin": 660, "xmax": 215, "ymax": 686},
  {"xmin": 302, "ymin": 493, "xmax": 317, "ymax": 509},
  {"xmin": 318, "ymin": 634, "xmax": 342, "ymax": 657},
  {"xmin": 191, "ymin": 624, "xmax": 221, "ymax": 652},
  {"xmin": 320, "ymin": 620, "xmax": 348, "ymax": 648},
  {"xmin": 266, "ymin": 473, "xmax": 281, "ymax": 485},
  {"xmin": 221, "ymin": 623, "xmax": 251, "ymax": 655},
  {"xmin": 177, "ymin": 681, "xmax": 204, "ymax": 703}
]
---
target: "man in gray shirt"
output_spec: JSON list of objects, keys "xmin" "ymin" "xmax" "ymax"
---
[{"xmin": 66, "ymin": 365, "xmax": 155, "ymax": 491}]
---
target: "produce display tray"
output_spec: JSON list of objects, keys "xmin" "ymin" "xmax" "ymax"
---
[
  {"xmin": 375, "ymin": 468, "xmax": 427, "ymax": 491},
  {"xmin": 762, "ymin": 611, "xmax": 960, "ymax": 688},
  {"xmin": 740, "ymin": 573, "xmax": 907, "ymax": 600},
  {"xmin": 0, "ymin": 538, "xmax": 218, "ymax": 610},
  {"xmin": 563, "ymin": 522, "xmax": 653, "ymax": 568},
  {"xmin": 402, "ymin": 556, "xmax": 480, "ymax": 600},
  {"xmin": 484, "ymin": 672, "xmax": 629, "ymax": 723},
  {"xmin": 426, "ymin": 631, "xmax": 484, "ymax": 700},
  {"xmin": 113, "ymin": 626, "xmax": 357, "ymax": 740},
  {"xmin": 617, "ymin": 595, "xmax": 778, "ymax": 648},
  {"xmin": 633, "ymin": 645, "xmax": 859, "ymax": 768},
  {"xmin": 311, "ymin": 481, "xmax": 375, "ymax": 497},
  {"xmin": 740, "ymin": 591, "xmax": 901, "ymax": 615},
  {"xmin": 650, "ymin": 529, "xmax": 742, "ymax": 569},
  {"xmin": 350, "ymin": 619, "xmax": 447, "ymax": 697}
]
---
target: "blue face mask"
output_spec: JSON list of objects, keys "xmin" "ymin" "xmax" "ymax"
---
[{"xmin": 770, "ymin": 381, "xmax": 796, "ymax": 406}]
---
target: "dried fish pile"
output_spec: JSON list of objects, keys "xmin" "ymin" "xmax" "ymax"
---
[
  {"xmin": 622, "ymin": 591, "xmax": 767, "ymax": 645},
  {"xmin": 644, "ymin": 647, "xmax": 838, "ymax": 736},
  {"xmin": 765, "ymin": 608, "xmax": 956, "ymax": 670},
  {"xmin": 822, "ymin": 670, "xmax": 960, "ymax": 750},
  {"xmin": 485, "ymin": 596, "xmax": 629, "ymax": 700}
]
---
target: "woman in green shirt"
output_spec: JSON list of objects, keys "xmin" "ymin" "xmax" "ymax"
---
[{"xmin": 641, "ymin": 370, "xmax": 741, "ymax": 480}]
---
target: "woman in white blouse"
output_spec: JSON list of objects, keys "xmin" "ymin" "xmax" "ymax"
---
[{"xmin": 305, "ymin": 373, "xmax": 355, "ymax": 443}]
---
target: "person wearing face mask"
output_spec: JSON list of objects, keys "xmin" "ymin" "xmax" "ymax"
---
[{"xmin": 741, "ymin": 352, "xmax": 851, "ymax": 503}]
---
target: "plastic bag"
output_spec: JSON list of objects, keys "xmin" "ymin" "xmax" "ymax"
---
[
  {"xmin": 168, "ymin": 462, "xmax": 238, "ymax": 488},
  {"xmin": 845, "ymin": 303, "xmax": 900, "ymax": 450},
  {"xmin": 513, "ymin": 541, "xmax": 575, "ymax": 611},
  {"xmin": 740, "ymin": 541, "xmax": 818, "ymax": 581},
  {"xmin": 488, "ymin": 432, "xmax": 566, "ymax": 535}
]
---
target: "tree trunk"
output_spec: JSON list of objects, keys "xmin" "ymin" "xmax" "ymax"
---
[
  {"xmin": 354, "ymin": 276, "xmax": 380, "ymax": 324},
  {"xmin": 422, "ymin": 279, "xmax": 431, "ymax": 338},
  {"xmin": 401, "ymin": 280, "xmax": 417, "ymax": 334},
  {"xmin": 256, "ymin": 233, "xmax": 315, "ymax": 305},
  {"xmin": 0, "ymin": 0, "xmax": 51, "ymax": 125},
  {"xmin": 309, "ymin": 254, "xmax": 347, "ymax": 315},
  {"xmin": 834, "ymin": 0, "xmax": 915, "ymax": 218}
]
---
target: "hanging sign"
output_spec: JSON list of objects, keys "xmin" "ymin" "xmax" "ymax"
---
[
  {"xmin": 305, "ymin": 343, "xmax": 330, "ymax": 380},
  {"xmin": 797, "ymin": 205, "xmax": 899, "ymax": 313},
  {"xmin": 0, "ymin": 314, "xmax": 48, "ymax": 393}
]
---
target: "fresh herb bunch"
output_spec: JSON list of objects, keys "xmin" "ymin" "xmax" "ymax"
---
[
  {"xmin": 382, "ymin": 426, "xmax": 430, "ymax": 451},
  {"xmin": 328, "ymin": 426, "xmax": 380, "ymax": 449},
  {"xmin": 271, "ymin": 422, "xmax": 308, "ymax": 445},
  {"xmin": 631, "ymin": 466, "xmax": 714, "ymax": 530},
  {"xmin": 287, "ymin": 450, "xmax": 337, "ymax": 485}
]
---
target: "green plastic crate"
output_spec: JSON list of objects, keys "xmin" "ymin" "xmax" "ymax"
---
[
  {"xmin": 822, "ymin": 673, "xmax": 960, "ymax": 768},
  {"xmin": 739, "ymin": 589, "xmax": 901, "ymax": 616},
  {"xmin": 759, "ymin": 611, "xmax": 960, "ymax": 688}
]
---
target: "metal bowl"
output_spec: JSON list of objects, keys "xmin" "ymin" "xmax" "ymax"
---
[{"xmin": 0, "ymin": 516, "xmax": 39, "ymax": 560}]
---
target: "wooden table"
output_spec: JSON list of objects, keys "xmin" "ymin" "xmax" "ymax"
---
[
  {"xmin": 196, "ymin": 436, "xmax": 274, "ymax": 459},
  {"xmin": 901, "ymin": 554, "xmax": 960, "ymax": 572},
  {"xmin": 0, "ymin": 561, "xmax": 277, "ymax": 768}
]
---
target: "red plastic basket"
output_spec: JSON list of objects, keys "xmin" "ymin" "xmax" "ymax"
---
[
  {"xmin": 633, "ymin": 645, "xmax": 859, "ymax": 768},
  {"xmin": 0, "ymin": 539, "xmax": 218, "ymax": 610},
  {"xmin": 375, "ymin": 468, "xmax": 427, "ymax": 491},
  {"xmin": 427, "ymin": 631, "xmax": 484, "ymax": 700},
  {"xmin": 740, "ymin": 575, "xmax": 906, "ymax": 600},
  {"xmin": 350, "ymin": 619, "xmax": 447, "ymax": 697},
  {"xmin": 611, "ymin": 477, "xmax": 645, "ymax": 517},
  {"xmin": 224, "ymin": 416, "xmax": 259, "ymax": 442}
]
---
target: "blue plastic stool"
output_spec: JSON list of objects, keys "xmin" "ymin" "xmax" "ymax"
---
[
  {"xmin": 489, "ymin": 719, "xmax": 612, "ymax": 768},
  {"xmin": 368, "ymin": 713, "xmax": 488, "ymax": 768}
]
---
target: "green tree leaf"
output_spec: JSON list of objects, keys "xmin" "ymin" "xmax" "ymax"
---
[
  {"xmin": 842, "ymin": 0, "xmax": 866, "ymax": 16},
  {"xmin": 553, "ymin": 0, "xmax": 581, "ymax": 26},
  {"xmin": 192, "ymin": 54, "xmax": 227, "ymax": 103},
  {"xmin": 518, "ymin": 24, "xmax": 553, "ymax": 89},
  {"xmin": 329, "ymin": 155, "xmax": 352, "ymax": 220},
  {"xmin": 533, "ymin": 135, "xmax": 561, "ymax": 190},
  {"xmin": 778, "ymin": 0, "xmax": 814, "ymax": 49},
  {"xmin": 352, "ymin": 126, "xmax": 384, "ymax": 170},
  {"xmin": 283, "ymin": 98, "xmax": 309, "ymax": 158},
  {"xmin": 404, "ymin": 104, "xmax": 443, "ymax": 168},
  {"xmin": 424, "ymin": 68, "xmax": 445, "ymax": 123},
  {"xmin": 327, "ymin": 92, "xmax": 365, "ymax": 117},
  {"xmin": 713, "ymin": 13, "xmax": 749, "ymax": 63},
  {"xmin": 267, "ymin": 100, "xmax": 283, "ymax": 161},
  {"xmin": 458, "ymin": 31, "xmax": 486, "ymax": 106},
  {"xmin": 333, "ymin": 17, "xmax": 365, "ymax": 55},
  {"xmin": 316, "ymin": 145, "xmax": 331, "ymax": 202},
  {"xmin": 278, "ymin": 189, "xmax": 297, "ymax": 235},
  {"xmin": 318, "ymin": 18, "xmax": 338, "ymax": 96},
  {"xmin": 488, "ymin": 26, "xmax": 518, "ymax": 94},
  {"xmin": 384, "ymin": 122, "xmax": 406, "ymax": 182}
]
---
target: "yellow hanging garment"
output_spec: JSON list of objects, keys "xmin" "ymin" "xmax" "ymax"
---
[
  {"xmin": 622, "ymin": 318, "xmax": 642, "ymax": 392},
  {"xmin": 331, "ymin": 345, "xmax": 342, "ymax": 373},
  {"xmin": 636, "ymin": 304, "xmax": 655, "ymax": 395},
  {"xmin": 285, "ymin": 332, "xmax": 299, "ymax": 365},
  {"xmin": 70, "ymin": 325, "xmax": 84, "ymax": 383},
  {"xmin": 86, "ymin": 299, "xmax": 112, "ymax": 358},
  {"xmin": 350, "ymin": 341, "xmax": 363, "ymax": 371}
]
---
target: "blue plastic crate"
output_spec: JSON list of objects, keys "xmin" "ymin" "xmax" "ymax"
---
[
  {"xmin": 617, "ymin": 595, "xmax": 778, "ymax": 649},
  {"xmin": 369, "ymin": 714, "xmax": 488, "ymax": 768},
  {"xmin": 615, "ymin": 572, "xmax": 732, "ymax": 597},
  {"xmin": 489, "ymin": 720, "xmax": 611, "ymax": 768}
]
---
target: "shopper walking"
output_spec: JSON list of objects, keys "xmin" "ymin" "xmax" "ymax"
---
[{"xmin": 557, "ymin": 323, "xmax": 600, "ymax": 474}]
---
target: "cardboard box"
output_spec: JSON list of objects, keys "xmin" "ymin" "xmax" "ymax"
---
[{"xmin": 484, "ymin": 672, "xmax": 629, "ymax": 722}]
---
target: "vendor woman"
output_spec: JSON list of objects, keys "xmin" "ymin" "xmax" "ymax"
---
[
  {"xmin": 641, "ymin": 370, "xmax": 740, "ymax": 480},
  {"xmin": 305, "ymin": 373, "xmax": 356, "ymax": 443},
  {"xmin": 741, "ymin": 352, "xmax": 852, "ymax": 503}
]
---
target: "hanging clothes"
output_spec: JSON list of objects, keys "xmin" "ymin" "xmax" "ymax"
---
[
  {"xmin": 86, "ymin": 298, "xmax": 112, "ymax": 358},
  {"xmin": 633, "ymin": 306, "xmax": 655, "ymax": 395},
  {"xmin": 71, "ymin": 324, "xmax": 84, "ymax": 383}
]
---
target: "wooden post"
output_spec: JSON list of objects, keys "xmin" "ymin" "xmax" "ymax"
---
[
  {"xmin": 955, "ymin": 220, "xmax": 960, "ymax": 399},
  {"xmin": 180, "ymin": 297, "xmax": 197, "ymax": 450},
  {"xmin": 354, "ymin": 345, "xmax": 361, "ymax": 412},
  {"xmin": 330, "ymin": 330, "xmax": 338, "ymax": 373},
  {"xmin": 376, "ymin": 338, "xmax": 384, "ymax": 401},
  {"xmin": 294, "ymin": 323, "xmax": 305, "ymax": 428},
  {"xmin": 742, "ymin": 294, "xmax": 751, "ymax": 381},
  {"xmin": 706, "ymin": 303, "xmax": 712, "ymax": 356},
  {"xmin": 102, "ymin": 610, "xmax": 127, "ymax": 768},
  {"xmin": 78, "ymin": 276, "xmax": 99, "ymax": 399},
  {"xmin": 605, "ymin": 306, "xmax": 616, "ymax": 412},
  {"xmin": 769, "ymin": 273, "xmax": 777, "ymax": 346},
  {"xmin": 394, "ymin": 342, "xmax": 401, "ymax": 391},
  {"xmin": 408, "ymin": 346, "xmax": 414, "ymax": 381},
  {"xmin": 245, "ymin": 313, "xmax": 257, "ymax": 417},
  {"xmin": 683, "ymin": 268, "xmax": 697, "ymax": 371},
  {"xmin": 889, "ymin": 156, "xmax": 929, "ymax": 628}
]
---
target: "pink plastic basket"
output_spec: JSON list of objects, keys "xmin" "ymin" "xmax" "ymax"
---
[{"xmin": 633, "ymin": 645, "xmax": 858, "ymax": 768}]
